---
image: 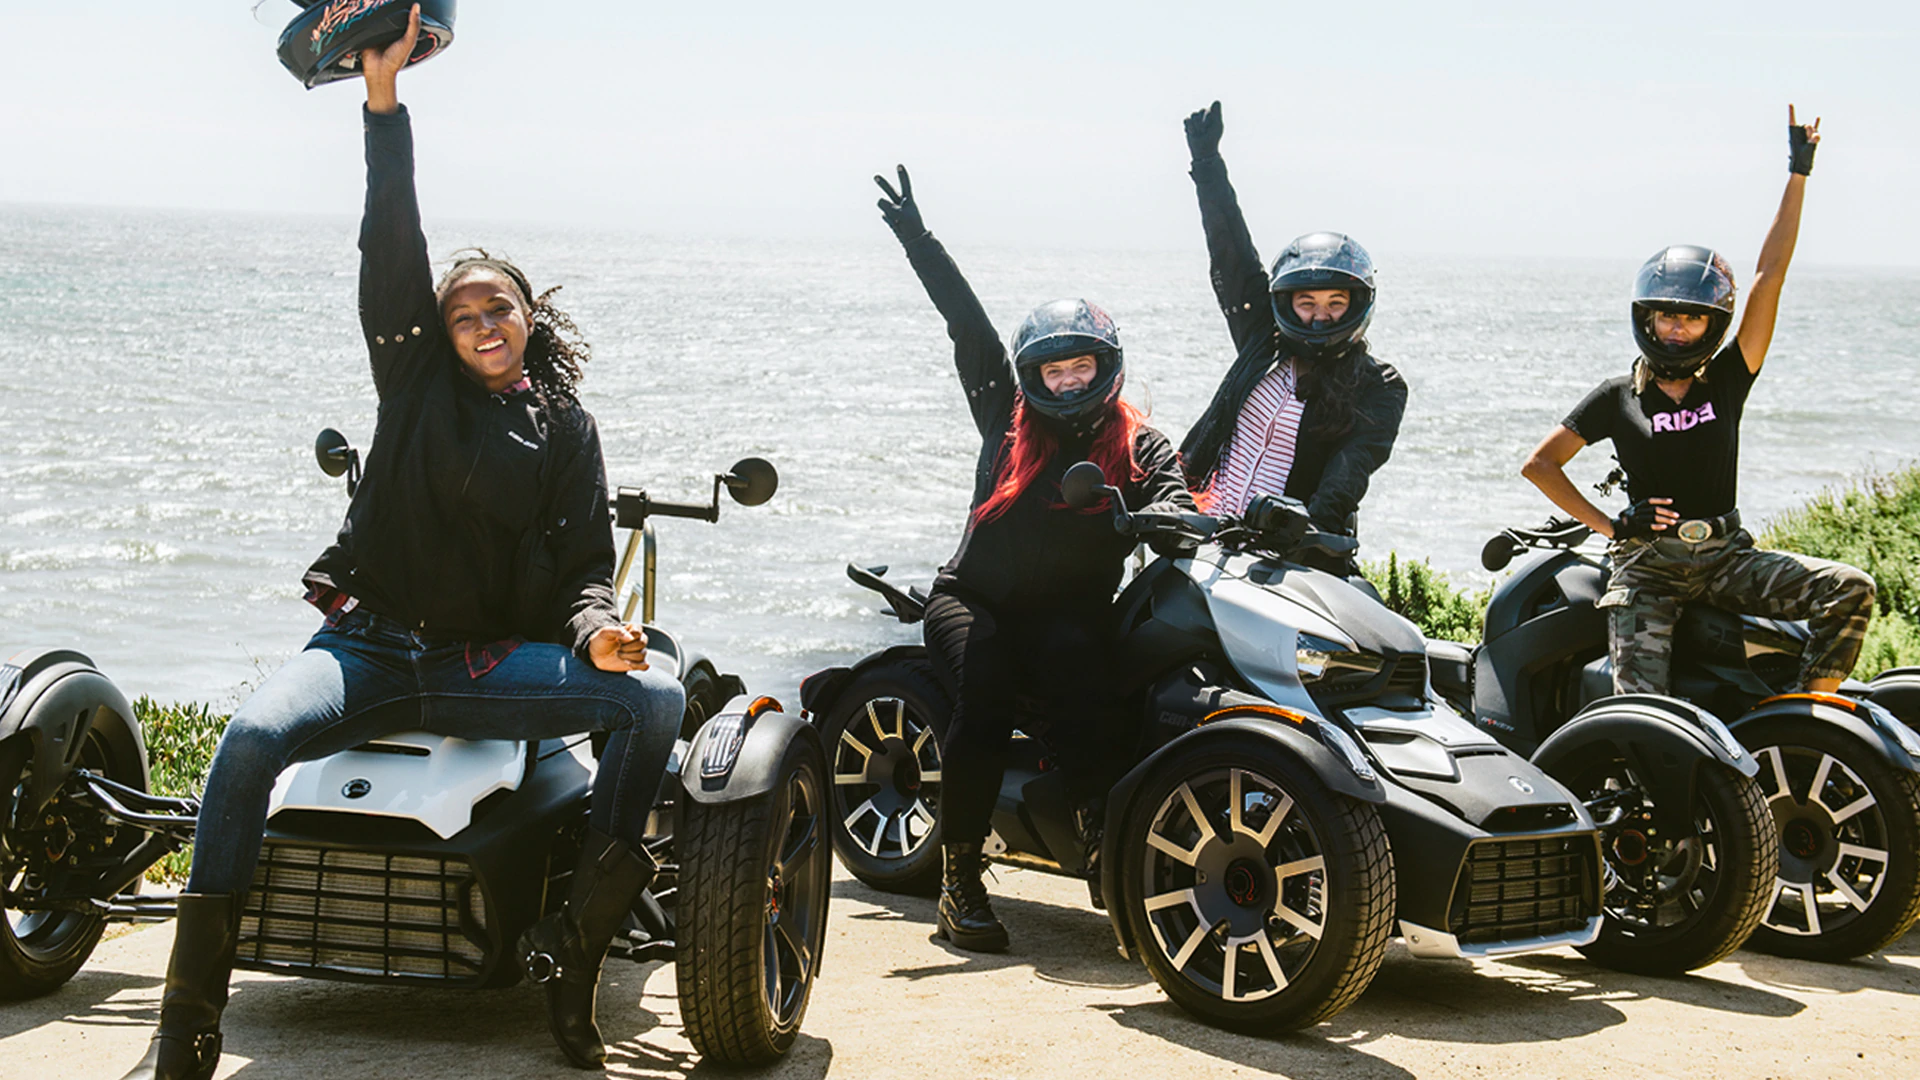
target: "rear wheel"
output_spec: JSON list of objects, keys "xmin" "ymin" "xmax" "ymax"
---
[
  {"xmin": 821, "ymin": 660, "xmax": 948, "ymax": 896},
  {"xmin": 1742, "ymin": 717, "xmax": 1920, "ymax": 960},
  {"xmin": 676, "ymin": 729, "xmax": 831, "ymax": 1064},
  {"xmin": 1, "ymin": 729, "xmax": 140, "ymax": 999},
  {"xmin": 1570, "ymin": 757, "xmax": 1775, "ymax": 973},
  {"xmin": 1120, "ymin": 736, "xmax": 1393, "ymax": 1033}
]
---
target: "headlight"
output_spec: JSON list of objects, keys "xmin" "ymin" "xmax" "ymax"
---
[{"xmin": 1296, "ymin": 633, "xmax": 1384, "ymax": 689}]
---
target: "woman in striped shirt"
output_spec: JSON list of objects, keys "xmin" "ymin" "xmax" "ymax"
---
[{"xmin": 1177, "ymin": 102, "xmax": 1407, "ymax": 564}]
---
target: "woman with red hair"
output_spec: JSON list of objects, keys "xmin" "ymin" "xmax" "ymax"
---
[{"xmin": 874, "ymin": 167, "xmax": 1193, "ymax": 952}]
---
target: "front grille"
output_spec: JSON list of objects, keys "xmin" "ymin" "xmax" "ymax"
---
[
  {"xmin": 1449, "ymin": 836, "xmax": 1596, "ymax": 945},
  {"xmin": 238, "ymin": 844, "xmax": 488, "ymax": 981}
]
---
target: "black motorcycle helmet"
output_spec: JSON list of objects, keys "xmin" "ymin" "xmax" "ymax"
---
[
  {"xmin": 277, "ymin": 0, "xmax": 458, "ymax": 90},
  {"xmin": 1269, "ymin": 232, "xmax": 1376, "ymax": 360},
  {"xmin": 1630, "ymin": 245, "xmax": 1738, "ymax": 378},
  {"xmin": 1009, "ymin": 299, "xmax": 1126, "ymax": 440}
]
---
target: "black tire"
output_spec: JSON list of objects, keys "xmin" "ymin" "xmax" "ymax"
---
[
  {"xmin": 820, "ymin": 659, "xmax": 949, "ymax": 897},
  {"xmin": 676, "ymin": 729, "xmax": 832, "ymax": 1064},
  {"xmin": 1569, "ymin": 759, "xmax": 1775, "ymax": 974},
  {"xmin": 1, "ymin": 729, "xmax": 139, "ymax": 1000},
  {"xmin": 679, "ymin": 665, "xmax": 726, "ymax": 743},
  {"xmin": 1741, "ymin": 716, "xmax": 1920, "ymax": 960},
  {"xmin": 1119, "ymin": 735, "xmax": 1394, "ymax": 1033}
]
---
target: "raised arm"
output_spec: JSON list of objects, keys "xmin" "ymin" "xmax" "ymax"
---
[
  {"xmin": 1185, "ymin": 101, "xmax": 1274, "ymax": 355},
  {"xmin": 357, "ymin": 5, "xmax": 438, "ymax": 399},
  {"xmin": 875, "ymin": 166, "xmax": 1017, "ymax": 437},
  {"xmin": 1734, "ymin": 105, "xmax": 1821, "ymax": 373}
]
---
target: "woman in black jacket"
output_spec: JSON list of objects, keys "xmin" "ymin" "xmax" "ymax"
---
[
  {"xmin": 121, "ymin": 12, "xmax": 682, "ymax": 1078},
  {"xmin": 873, "ymin": 166, "xmax": 1195, "ymax": 952},
  {"xmin": 1179, "ymin": 102, "xmax": 1407, "ymax": 561}
]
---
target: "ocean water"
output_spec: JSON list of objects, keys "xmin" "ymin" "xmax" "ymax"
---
[{"xmin": 3, "ymin": 203, "xmax": 1917, "ymax": 708}]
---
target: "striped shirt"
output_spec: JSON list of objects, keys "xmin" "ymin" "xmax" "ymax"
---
[{"xmin": 1208, "ymin": 360, "xmax": 1304, "ymax": 516}]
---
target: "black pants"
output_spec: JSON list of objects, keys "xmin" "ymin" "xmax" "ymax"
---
[{"xmin": 922, "ymin": 588, "xmax": 1131, "ymax": 846}]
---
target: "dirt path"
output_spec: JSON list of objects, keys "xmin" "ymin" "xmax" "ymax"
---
[{"xmin": 6, "ymin": 865, "xmax": 1917, "ymax": 1080}]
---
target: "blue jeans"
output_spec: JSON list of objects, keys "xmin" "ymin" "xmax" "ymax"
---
[{"xmin": 186, "ymin": 610, "xmax": 685, "ymax": 895}]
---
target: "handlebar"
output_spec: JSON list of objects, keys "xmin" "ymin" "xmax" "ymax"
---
[
  {"xmin": 1480, "ymin": 516, "xmax": 1596, "ymax": 571},
  {"xmin": 1059, "ymin": 461, "xmax": 1357, "ymax": 564}
]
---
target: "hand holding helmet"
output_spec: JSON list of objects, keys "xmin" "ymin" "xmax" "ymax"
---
[
  {"xmin": 874, "ymin": 166, "xmax": 927, "ymax": 244},
  {"xmin": 361, "ymin": 4, "xmax": 421, "ymax": 114},
  {"xmin": 1611, "ymin": 498, "xmax": 1678, "ymax": 541},
  {"xmin": 1788, "ymin": 104, "xmax": 1821, "ymax": 176},
  {"xmin": 1185, "ymin": 100, "xmax": 1224, "ymax": 162},
  {"xmin": 277, "ymin": 0, "xmax": 456, "ymax": 91}
]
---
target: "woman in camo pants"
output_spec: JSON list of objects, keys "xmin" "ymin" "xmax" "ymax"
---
[{"xmin": 1519, "ymin": 105, "xmax": 1874, "ymax": 696}]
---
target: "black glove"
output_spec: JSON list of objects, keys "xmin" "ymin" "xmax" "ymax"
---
[
  {"xmin": 1789, "ymin": 117, "xmax": 1818, "ymax": 176},
  {"xmin": 1611, "ymin": 499, "xmax": 1665, "ymax": 542},
  {"xmin": 1184, "ymin": 100, "xmax": 1223, "ymax": 163},
  {"xmin": 873, "ymin": 165, "xmax": 926, "ymax": 243}
]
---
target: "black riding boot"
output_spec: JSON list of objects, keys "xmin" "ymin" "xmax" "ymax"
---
[
  {"xmin": 120, "ymin": 893, "xmax": 244, "ymax": 1080},
  {"xmin": 520, "ymin": 829, "xmax": 657, "ymax": 1069},
  {"xmin": 935, "ymin": 841, "xmax": 1008, "ymax": 952}
]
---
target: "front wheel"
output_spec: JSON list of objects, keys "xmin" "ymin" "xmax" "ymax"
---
[
  {"xmin": 1570, "ymin": 758, "xmax": 1775, "ymax": 974},
  {"xmin": 675, "ymin": 728, "xmax": 832, "ymax": 1064},
  {"xmin": 1120, "ymin": 736, "xmax": 1394, "ymax": 1033},
  {"xmin": 820, "ymin": 659, "xmax": 949, "ymax": 896},
  {"xmin": 1741, "ymin": 717, "xmax": 1920, "ymax": 960}
]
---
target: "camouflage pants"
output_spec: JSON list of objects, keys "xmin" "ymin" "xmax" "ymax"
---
[{"xmin": 1600, "ymin": 528, "xmax": 1876, "ymax": 695}]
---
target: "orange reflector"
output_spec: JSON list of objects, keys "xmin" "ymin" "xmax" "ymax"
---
[
  {"xmin": 745, "ymin": 695, "xmax": 784, "ymax": 719},
  {"xmin": 1758, "ymin": 692, "xmax": 1858, "ymax": 712},
  {"xmin": 1202, "ymin": 704, "xmax": 1310, "ymax": 726}
]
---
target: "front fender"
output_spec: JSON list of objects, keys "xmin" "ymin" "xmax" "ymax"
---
[
  {"xmin": 1098, "ymin": 717, "xmax": 1386, "ymax": 959},
  {"xmin": 797, "ymin": 644, "xmax": 928, "ymax": 721},
  {"xmin": 1532, "ymin": 694, "xmax": 1753, "ymax": 835},
  {"xmin": 1, "ymin": 649, "xmax": 148, "ymax": 814},
  {"xmin": 1730, "ymin": 693, "xmax": 1920, "ymax": 775},
  {"xmin": 678, "ymin": 696, "xmax": 822, "ymax": 805}
]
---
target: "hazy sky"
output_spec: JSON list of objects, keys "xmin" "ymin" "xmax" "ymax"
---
[{"xmin": 5, "ymin": 1, "xmax": 1917, "ymax": 264}]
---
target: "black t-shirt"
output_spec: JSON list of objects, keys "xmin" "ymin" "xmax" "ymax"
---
[{"xmin": 1562, "ymin": 342, "xmax": 1756, "ymax": 520}]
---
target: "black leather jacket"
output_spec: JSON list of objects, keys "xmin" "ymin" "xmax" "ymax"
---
[
  {"xmin": 302, "ymin": 107, "xmax": 619, "ymax": 656},
  {"xmin": 1178, "ymin": 153, "xmax": 1407, "ymax": 536}
]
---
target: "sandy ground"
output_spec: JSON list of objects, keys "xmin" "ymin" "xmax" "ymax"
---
[{"xmin": 5, "ymin": 864, "xmax": 1918, "ymax": 1080}]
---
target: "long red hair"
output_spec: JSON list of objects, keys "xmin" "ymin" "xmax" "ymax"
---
[{"xmin": 972, "ymin": 398, "xmax": 1145, "ymax": 525}]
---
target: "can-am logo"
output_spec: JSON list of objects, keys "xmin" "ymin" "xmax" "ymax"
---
[
  {"xmin": 1508, "ymin": 776, "xmax": 1535, "ymax": 795},
  {"xmin": 342, "ymin": 778, "xmax": 372, "ymax": 800}
]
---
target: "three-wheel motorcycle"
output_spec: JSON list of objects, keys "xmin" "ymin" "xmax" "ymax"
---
[
  {"xmin": 1452, "ymin": 517, "xmax": 1920, "ymax": 961},
  {"xmin": 0, "ymin": 434, "xmax": 832, "ymax": 1065},
  {"xmin": 800, "ymin": 462, "xmax": 1771, "ymax": 1033}
]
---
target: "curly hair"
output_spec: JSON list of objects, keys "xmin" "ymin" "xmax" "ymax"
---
[{"xmin": 434, "ymin": 249, "xmax": 591, "ymax": 402}]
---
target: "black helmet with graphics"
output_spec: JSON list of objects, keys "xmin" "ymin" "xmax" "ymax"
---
[
  {"xmin": 1009, "ymin": 299, "xmax": 1125, "ymax": 440},
  {"xmin": 1268, "ymin": 232, "xmax": 1377, "ymax": 361},
  {"xmin": 1631, "ymin": 245, "xmax": 1737, "ymax": 378},
  {"xmin": 277, "ymin": 0, "xmax": 458, "ymax": 90}
]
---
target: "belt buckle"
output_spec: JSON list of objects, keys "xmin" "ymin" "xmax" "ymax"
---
[{"xmin": 1676, "ymin": 519, "xmax": 1713, "ymax": 544}]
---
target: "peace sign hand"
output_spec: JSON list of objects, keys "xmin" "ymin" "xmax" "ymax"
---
[
  {"xmin": 1788, "ymin": 103, "xmax": 1821, "ymax": 176},
  {"xmin": 874, "ymin": 165, "xmax": 927, "ymax": 243}
]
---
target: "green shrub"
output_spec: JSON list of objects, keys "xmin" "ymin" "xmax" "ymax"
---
[
  {"xmin": 1362, "ymin": 552, "xmax": 1488, "ymax": 644},
  {"xmin": 1760, "ymin": 466, "xmax": 1920, "ymax": 672},
  {"xmin": 131, "ymin": 696, "xmax": 229, "ymax": 884}
]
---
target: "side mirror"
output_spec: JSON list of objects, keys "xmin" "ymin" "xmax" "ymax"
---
[
  {"xmin": 1061, "ymin": 461, "xmax": 1107, "ymax": 510},
  {"xmin": 315, "ymin": 428, "xmax": 353, "ymax": 478},
  {"xmin": 1481, "ymin": 532, "xmax": 1522, "ymax": 572},
  {"xmin": 723, "ymin": 457, "xmax": 779, "ymax": 507},
  {"xmin": 315, "ymin": 428, "xmax": 361, "ymax": 496}
]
